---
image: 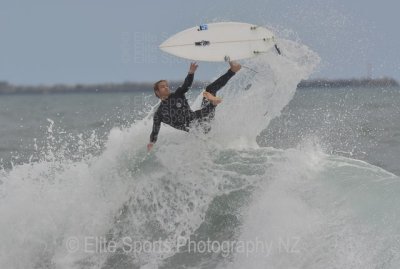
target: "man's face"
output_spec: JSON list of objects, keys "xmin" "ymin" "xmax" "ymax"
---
[{"xmin": 156, "ymin": 81, "xmax": 170, "ymax": 98}]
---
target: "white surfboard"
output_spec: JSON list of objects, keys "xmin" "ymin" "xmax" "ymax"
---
[{"xmin": 159, "ymin": 22, "xmax": 278, "ymax": 62}]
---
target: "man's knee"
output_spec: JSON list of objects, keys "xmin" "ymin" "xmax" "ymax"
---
[{"xmin": 205, "ymin": 85, "xmax": 217, "ymax": 96}]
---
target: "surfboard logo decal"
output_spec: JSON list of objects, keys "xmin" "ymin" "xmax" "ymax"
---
[
  {"xmin": 195, "ymin": 40, "xmax": 210, "ymax": 46},
  {"xmin": 197, "ymin": 24, "xmax": 208, "ymax": 31}
]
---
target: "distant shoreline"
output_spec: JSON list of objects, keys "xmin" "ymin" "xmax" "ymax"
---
[
  {"xmin": 297, "ymin": 78, "xmax": 399, "ymax": 89},
  {"xmin": 0, "ymin": 78, "xmax": 398, "ymax": 94}
]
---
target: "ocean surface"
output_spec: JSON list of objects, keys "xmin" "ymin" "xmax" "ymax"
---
[{"xmin": 1, "ymin": 39, "xmax": 399, "ymax": 269}]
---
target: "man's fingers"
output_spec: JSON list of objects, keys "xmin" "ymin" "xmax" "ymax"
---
[{"xmin": 189, "ymin": 62, "xmax": 198, "ymax": 73}]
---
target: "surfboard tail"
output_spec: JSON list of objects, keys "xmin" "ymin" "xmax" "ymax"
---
[{"xmin": 274, "ymin": 44, "xmax": 282, "ymax": 55}]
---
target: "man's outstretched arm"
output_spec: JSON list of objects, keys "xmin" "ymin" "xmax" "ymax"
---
[
  {"xmin": 174, "ymin": 62, "xmax": 198, "ymax": 96},
  {"xmin": 147, "ymin": 112, "xmax": 162, "ymax": 151}
]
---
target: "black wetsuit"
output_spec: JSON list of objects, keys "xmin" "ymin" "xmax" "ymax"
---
[{"xmin": 150, "ymin": 69, "xmax": 236, "ymax": 143}]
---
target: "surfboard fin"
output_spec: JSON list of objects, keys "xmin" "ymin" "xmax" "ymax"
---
[{"xmin": 274, "ymin": 44, "xmax": 282, "ymax": 55}]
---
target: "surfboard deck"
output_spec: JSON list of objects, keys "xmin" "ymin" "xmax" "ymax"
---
[{"xmin": 159, "ymin": 22, "xmax": 276, "ymax": 62}]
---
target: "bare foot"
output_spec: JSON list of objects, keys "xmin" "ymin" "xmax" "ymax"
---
[
  {"xmin": 229, "ymin": 61, "xmax": 241, "ymax": 73},
  {"xmin": 203, "ymin": 91, "xmax": 222, "ymax": 106}
]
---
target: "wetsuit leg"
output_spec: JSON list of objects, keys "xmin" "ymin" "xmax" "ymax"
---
[
  {"xmin": 199, "ymin": 69, "xmax": 235, "ymax": 107},
  {"xmin": 205, "ymin": 69, "xmax": 236, "ymax": 96},
  {"xmin": 192, "ymin": 102, "xmax": 215, "ymax": 120},
  {"xmin": 198, "ymin": 69, "xmax": 236, "ymax": 118},
  {"xmin": 190, "ymin": 103, "xmax": 216, "ymax": 133},
  {"xmin": 189, "ymin": 69, "xmax": 236, "ymax": 133}
]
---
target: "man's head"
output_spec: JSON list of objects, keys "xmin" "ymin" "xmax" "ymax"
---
[{"xmin": 153, "ymin": 80, "xmax": 170, "ymax": 99}]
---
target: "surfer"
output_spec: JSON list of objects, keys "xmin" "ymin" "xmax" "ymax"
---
[{"xmin": 147, "ymin": 61, "xmax": 241, "ymax": 151}]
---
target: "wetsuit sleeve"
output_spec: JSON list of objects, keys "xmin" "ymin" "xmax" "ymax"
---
[
  {"xmin": 174, "ymin": 73, "xmax": 194, "ymax": 96},
  {"xmin": 150, "ymin": 110, "xmax": 162, "ymax": 143}
]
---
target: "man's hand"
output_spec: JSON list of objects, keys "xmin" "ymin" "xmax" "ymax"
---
[
  {"xmin": 147, "ymin": 142, "xmax": 154, "ymax": 152},
  {"xmin": 189, "ymin": 62, "xmax": 198, "ymax": 74}
]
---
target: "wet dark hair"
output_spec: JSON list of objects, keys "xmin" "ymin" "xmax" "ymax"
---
[{"xmin": 153, "ymin": 80, "xmax": 167, "ymax": 98}]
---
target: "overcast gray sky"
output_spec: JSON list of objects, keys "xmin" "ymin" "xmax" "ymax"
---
[{"xmin": 1, "ymin": 0, "xmax": 399, "ymax": 85}]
